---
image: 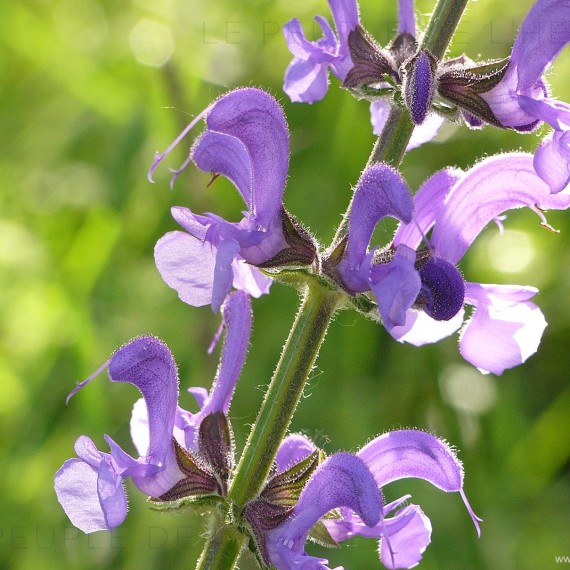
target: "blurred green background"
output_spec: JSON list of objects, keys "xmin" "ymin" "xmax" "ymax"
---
[{"xmin": 2, "ymin": 0, "xmax": 570, "ymax": 568}]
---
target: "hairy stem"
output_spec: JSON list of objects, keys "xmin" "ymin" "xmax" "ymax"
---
[{"xmin": 198, "ymin": 1, "xmax": 470, "ymax": 567}]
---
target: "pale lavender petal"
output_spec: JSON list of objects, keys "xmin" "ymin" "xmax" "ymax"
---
[
  {"xmin": 517, "ymin": 95, "xmax": 570, "ymax": 131},
  {"xmin": 357, "ymin": 430, "xmax": 463, "ymax": 492},
  {"xmin": 55, "ymin": 458, "xmax": 126, "ymax": 533},
  {"xmin": 189, "ymin": 387, "xmax": 209, "ymax": 408},
  {"xmin": 460, "ymin": 282, "xmax": 547, "ymax": 375},
  {"xmin": 534, "ymin": 130, "xmax": 570, "ymax": 193},
  {"xmin": 510, "ymin": 0, "xmax": 570, "ymax": 92},
  {"xmin": 192, "ymin": 130, "xmax": 253, "ymax": 209},
  {"xmin": 97, "ymin": 460, "xmax": 130, "ymax": 530},
  {"xmin": 231, "ymin": 259, "xmax": 272, "ymax": 298},
  {"xmin": 284, "ymin": 58, "xmax": 331, "ymax": 103},
  {"xmin": 343, "ymin": 164, "xmax": 413, "ymax": 272},
  {"xmin": 431, "ymin": 153, "xmax": 553, "ymax": 263},
  {"xmin": 275, "ymin": 434, "xmax": 317, "ymax": 473},
  {"xmin": 203, "ymin": 88, "xmax": 289, "ymax": 227},
  {"xmin": 212, "ymin": 239, "xmax": 240, "ymax": 313},
  {"xmin": 108, "ymin": 336, "xmax": 178, "ymax": 471},
  {"xmin": 170, "ymin": 206, "xmax": 209, "ymax": 239},
  {"xmin": 370, "ymin": 244, "xmax": 421, "ymax": 331},
  {"xmin": 328, "ymin": 0, "xmax": 359, "ymax": 79},
  {"xmin": 203, "ymin": 291, "xmax": 252, "ymax": 415},
  {"xmin": 267, "ymin": 453, "xmax": 380, "ymax": 569},
  {"xmin": 394, "ymin": 168, "xmax": 463, "ymax": 249},
  {"xmin": 329, "ymin": 0, "xmax": 359, "ymax": 48},
  {"xmin": 370, "ymin": 101, "xmax": 444, "ymax": 150},
  {"xmin": 283, "ymin": 18, "xmax": 336, "ymax": 60},
  {"xmin": 154, "ymin": 231, "xmax": 216, "ymax": 307},
  {"xmin": 481, "ymin": 80, "xmax": 538, "ymax": 129},
  {"xmin": 390, "ymin": 309, "xmax": 464, "ymax": 345},
  {"xmin": 105, "ymin": 434, "xmax": 183, "ymax": 497},
  {"xmin": 398, "ymin": 0, "xmax": 416, "ymax": 36},
  {"xmin": 380, "ymin": 505, "xmax": 432, "ymax": 570}
]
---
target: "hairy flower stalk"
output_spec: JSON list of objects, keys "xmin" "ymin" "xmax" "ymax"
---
[{"xmin": 198, "ymin": 1, "xmax": 473, "ymax": 567}]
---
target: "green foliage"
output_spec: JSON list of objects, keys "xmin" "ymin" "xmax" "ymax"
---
[{"xmin": 2, "ymin": 0, "xmax": 570, "ymax": 568}]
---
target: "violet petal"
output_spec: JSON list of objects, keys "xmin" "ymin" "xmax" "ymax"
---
[
  {"xmin": 200, "ymin": 88, "xmax": 289, "ymax": 227},
  {"xmin": 431, "ymin": 153, "xmax": 554, "ymax": 264},
  {"xmin": 342, "ymin": 164, "xmax": 413, "ymax": 283},
  {"xmin": 357, "ymin": 430, "xmax": 463, "ymax": 492},
  {"xmin": 369, "ymin": 244, "xmax": 421, "ymax": 331},
  {"xmin": 394, "ymin": 168, "xmax": 463, "ymax": 250},
  {"xmin": 275, "ymin": 434, "xmax": 317, "ymax": 474},
  {"xmin": 510, "ymin": 0, "xmax": 570, "ymax": 92},
  {"xmin": 461, "ymin": 282, "xmax": 547, "ymax": 375},
  {"xmin": 154, "ymin": 230, "xmax": 217, "ymax": 307}
]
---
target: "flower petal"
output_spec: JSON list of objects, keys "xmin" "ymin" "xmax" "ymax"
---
[
  {"xmin": 431, "ymin": 153, "xmax": 553, "ymax": 263},
  {"xmin": 284, "ymin": 57, "xmax": 331, "ymax": 103},
  {"xmin": 192, "ymin": 130, "xmax": 253, "ymax": 209},
  {"xmin": 203, "ymin": 291, "xmax": 252, "ymax": 415},
  {"xmin": 267, "ymin": 453, "xmax": 381, "ymax": 569},
  {"xmin": 394, "ymin": 168, "xmax": 463, "ymax": 249},
  {"xmin": 231, "ymin": 259, "xmax": 272, "ymax": 298},
  {"xmin": 342, "ymin": 164, "xmax": 413, "ymax": 281},
  {"xmin": 212, "ymin": 239, "xmax": 240, "ymax": 313},
  {"xmin": 510, "ymin": 0, "xmax": 570, "ymax": 92},
  {"xmin": 390, "ymin": 309, "xmax": 464, "ymax": 345},
  {"xmin": 398, "ymin": 0, "xmax": 416, "ymax": 36},
  {"xmin": 154, "ymin": 230, "xmax": 216, "ymax": 307},
  {"xmin": 357, "ymin": 430, "xmax": 463, "ymax": 492},
  {"xmin": 201, "ymin": 88, "xmax": 289, "ymax": 227},
  {"xmin": 369, "ymin": 244, "xmax": 421, "ymax": 331},
  {"xmin": 108, "ymin": 336, "xmax": 179, "ymax": 471},
  {"xmin": 460, "ymin": 282, "xmax": 547, "ymax": 375},
  {"xmin": 55, "ymin": 458, "xmax": 126, "ymax": 533},
  {"xmin": 380, "ymin": 505, "xmax": 432, "ymax": 570},
  {"xmin": 275, "ymin": 434, "xmax": 317, "ymax": 474},
  {"xmin": 534, "ymin": 129, "xmax": 570, "ymax": 193}
]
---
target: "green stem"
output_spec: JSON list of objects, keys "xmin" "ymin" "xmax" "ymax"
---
[
  {"xmin": 421, "ymin": 0, "xmax": 469, "ymax": 59},
  {"xmin": 228, "ymin": 285, "xmax": 340, "ymax": 505},
  {"xmin": 195, "ymin": 524, "xmax": 246, "ymax": 570},
  {"xmin": 197, "ymin": 1, "xmax": 471, "ymax": 568}
]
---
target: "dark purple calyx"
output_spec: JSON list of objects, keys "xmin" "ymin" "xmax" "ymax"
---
[
  {"xmin": 155, "ymin": 412, "xmax": 235, "ymax": 502},
  {"xmin": 343, "ymin": 25, "xmax": 399, "ymax": 89},
  {"xmin": 438, "ymin": 57, "xmax": 509, "ymax": 128},
  {"xmin": 242, "ymin": 450, "xmax": 320, "ymax": 565},
  {"xmin": 403, "ymin": 49, "xmax": 438, "ymax": 125},
  {"xmin": 255, "ymin": 207, "xmax": 317, "ymax": 270},
  {"xmin": 416, "ymin": 257, "xmax": 465, "ymax": 321}
]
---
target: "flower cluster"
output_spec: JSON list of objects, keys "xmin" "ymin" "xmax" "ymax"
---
[
  {"xmin": 54, "ymin": 0, "xmax": 570, "ymax": 568},
  {"xmin": 55, "ymin": 291, "xmax": 252, "ymax": 532},
  {"xmin": 284, "ymin": 0, "xmax": 570, "ymax": 188}
]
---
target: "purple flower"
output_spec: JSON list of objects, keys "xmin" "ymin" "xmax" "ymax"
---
[
  {"xmin": 282, "ymin": 0, "xmax": 359, "ymax": 103},
  {"xmin": 328, "ymin": 154, "xmax": 570, "ymax": 374},
  {"xmin": 54, "ymin": 291, "xmax": 252, "ymax": 533},
  {"xmin": 263, "ymin": 430, "xmax": 479, "ymax": 569},
  {"xmin": 151, "ymin": 88, "xmax": 316, "ymax": 312},
  {"xmin": 392, "ymin": 153, "xmax": 570, "ymax": 374},
  {"xmin": 324, "ymin": 163, "xmax": 420, "ymax": 331},
  {"xmin": 482, "ymin": 0, "xmax": 570, "ymax": 192}
]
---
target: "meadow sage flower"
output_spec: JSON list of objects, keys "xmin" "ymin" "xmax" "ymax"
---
[
  {"xmin": 54, "ymin": 291, "xmax": 251, "ymax": 532},
  {"xmin": 482, "ymin": 0, "xmax": 570, "ymax": 192},
  {"xmin": 328, "ymin": 154, "xmax": 570, "ymax": 374},
  {"xmin": 259, "ymin": 430, "xmax": 479, "ymax": 569},
  {"xmin": 151, "ymin": 88, "xmax": 316, "ymax": 312},
  {"xmin": 392, "ymin": 153, "xmax": 570, "ymax": 374}
]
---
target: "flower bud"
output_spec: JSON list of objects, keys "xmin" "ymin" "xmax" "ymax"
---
[{"xmin": 403, "ymin": 49, "xmax": 438, "ymax": 125}]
